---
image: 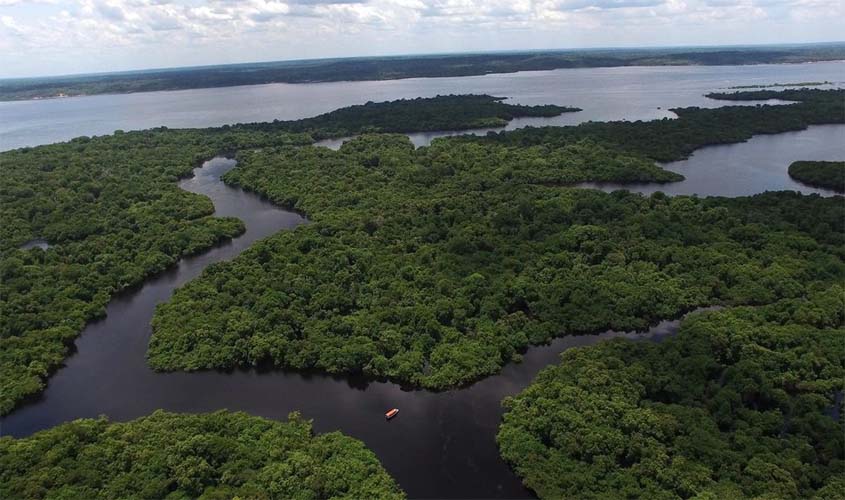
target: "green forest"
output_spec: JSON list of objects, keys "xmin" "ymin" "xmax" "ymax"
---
[
  {"xmin": 497, "ymin": 288, "xmax": 844, "ymax": 499},
  {"xmin": 2, "ymin": 86, "xmax": 844, "ymax": 499},
  {"xmin": 788, "ymin": 161, "xmax": 845, "ymax": 192},
  {"xmin": 149, "ymin": 89, "xmax": 845, "ymax": 390},
  {"xmin": 0, "ymin": 95, "xmax": 569, "ymax": 415},
  {"xmin": 0, "ymin": 410, "xmax": 404, "ymax": 499}
]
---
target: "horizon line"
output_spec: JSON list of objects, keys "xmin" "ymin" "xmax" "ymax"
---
[{"xmin": 3, "ymin": 40, "xmax": 844, "ymax": 82}]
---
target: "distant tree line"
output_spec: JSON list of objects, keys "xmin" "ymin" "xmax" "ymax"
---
[
  {"xmin": 460, "ymin": 89, "xmax": 844, "ymax": 162},
  {"xmin": 239, "ymin": 94, "xmax": 579, "ymax": 139},
  {"xmin": 2, "ymin": 45, "xmax": 843, "ymax": 101}
]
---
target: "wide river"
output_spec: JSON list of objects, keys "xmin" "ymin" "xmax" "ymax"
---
[
  {"xmin": 2, "ymin": 60, "xmax": 844, "ymax": 151},
  {"xmin": 1, "ymin": 63, "xmax": 843, "ymax": 498}
]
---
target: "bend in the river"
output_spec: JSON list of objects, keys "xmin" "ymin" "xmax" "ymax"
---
[
  {"xmin": 0, "ymin": 155, "xmax": 698, "ymax": 498},
  {"xmin": 2, "ymin": 122, "xmax": 843, "ymax": 497}
]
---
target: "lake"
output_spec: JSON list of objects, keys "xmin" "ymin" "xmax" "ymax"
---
[{"xmin": 2, "ymin": 61, "xmax": 844, "ymax": 151}]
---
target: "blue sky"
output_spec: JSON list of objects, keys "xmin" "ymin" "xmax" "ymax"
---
[{"xmin": 1, "ymin": 0, "xmax": 842, "ymax": 78}]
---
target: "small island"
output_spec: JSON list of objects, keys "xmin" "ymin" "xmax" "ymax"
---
[{"xmin": 788, "ymin": 160, "xmax": 845, "ymax": 192}]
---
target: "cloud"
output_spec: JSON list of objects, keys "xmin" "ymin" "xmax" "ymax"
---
[
  {"xmin": 551, "ymin": 0, "xmax": 666, "ymax": 10},
  {"xmin": 96, "ymin": 1, "xmax": 126, "ymax": 20},
  {"xmin": 0, "ymin": 0, "xmax": 842, "ymax": 77},
  {"xmin": 0, "ymin": 0, "xmax": 58, "ymax": 5}
]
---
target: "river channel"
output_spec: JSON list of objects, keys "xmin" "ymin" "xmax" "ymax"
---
[{"xmin": 2, "ymin": 155, "xmax": 727, "ymax": 498}]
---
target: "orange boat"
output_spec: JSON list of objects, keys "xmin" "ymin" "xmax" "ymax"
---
[{"xmin": 385, "ymin": 408, "xmax": 399, "ymax": 419}]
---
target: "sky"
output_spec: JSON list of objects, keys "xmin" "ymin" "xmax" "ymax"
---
[{"xmin": 0, "ymin": 0, "xmax": 843, "ymax": 78}]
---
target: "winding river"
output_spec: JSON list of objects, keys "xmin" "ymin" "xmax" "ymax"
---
[
  {"xmin": 0, "ymin": 63, "xmax": 845, "ymax": 498},
  {"xmin": 0, "ymin": 155, "xmax": 720, "ymax": 498},
  {"xmin": 2, "ymin": 99, "xmax": 843, "ymax": 497}
]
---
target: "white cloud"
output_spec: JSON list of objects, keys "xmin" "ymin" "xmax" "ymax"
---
[{"xmin": 0, "ymin": 0, "xmax": 842, "ymax": 77}]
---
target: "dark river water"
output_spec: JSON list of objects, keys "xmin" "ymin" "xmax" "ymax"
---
[
  {"xmin": 2, "ymin": 62, "xmax": 844, "ymax": 498},
  {"xmin": 2, "ymin": 157, "xmax": 710, "ymax": 498}
]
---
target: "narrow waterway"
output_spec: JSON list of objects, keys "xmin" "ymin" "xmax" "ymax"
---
[{"xmin": 2, "ymin": 155, "xmax": 717, "ymax": 498}]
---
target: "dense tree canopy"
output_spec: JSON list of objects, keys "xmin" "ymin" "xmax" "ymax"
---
[
  {"xmin": 148, "ymin": 92, "xmax": 845, "ymax": 390},
  {"xmin": 0, "ymin": 95, "xmax": 568, "ymax": 415},
  {"xmin": 3, "ymin": 90, "xmax": 843, "ymax": 414},
  {"xmin": 497, "ymin": 289, "xmax": 844, "ymax": 499},
  {"xmin": 0, "ymin": 410, "xmax": 404, "ymax": 499},
  {"xmin": 788, "ymin": 161, "xmax": 845, "ymax": 193}
]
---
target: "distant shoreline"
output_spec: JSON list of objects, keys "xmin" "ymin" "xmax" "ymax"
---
[{"xmin": 2, "ymin": 45, "xmax": 844, "ymax": 102}]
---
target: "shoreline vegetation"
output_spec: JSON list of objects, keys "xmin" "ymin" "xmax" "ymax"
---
[
  {"xmin": 0, "ymin": 410, "xmax": 405, "ymax": 499},
  {"xmin": 1, "ymin": 44, "xmax": 844, "ymax": 101},
  {"xmin": 788, "ymin": 160, "xmax": 845, "ymax": 192}
]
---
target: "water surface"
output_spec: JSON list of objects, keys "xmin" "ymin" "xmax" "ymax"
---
[
  {"xmin": 3, "ymin": 61, "xmax": 843, "ymax": 151},
  {"xmin": 578, "ymin": 124, "xmax": 845, "ymax": 197}
]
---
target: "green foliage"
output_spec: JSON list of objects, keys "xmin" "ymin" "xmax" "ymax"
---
[
  {"xmin": 148, "ymin": 95, "xmax": 845, "ymax": 389},
  {"xmin": 4, "ymin": 90, "xmax": 844, "ymax": 414},
  {"xmin": 0, "ymin": 410, "xmax": 404, "ymax": 499},
  {"xmin": 788, "ymin": 161, "xmax": 845, "ymax": 193},
  {"xmin": 497, "ymin": 289, "xmax": 845, "ymax": 499}
]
